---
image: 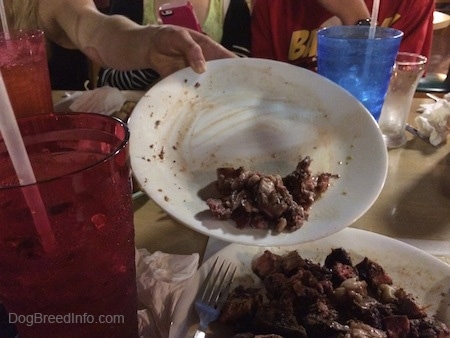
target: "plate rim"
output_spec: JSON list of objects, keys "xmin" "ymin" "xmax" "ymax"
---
[{"xmin": 129, "ymin": 58, "xmax": 388, "ymax": 246}]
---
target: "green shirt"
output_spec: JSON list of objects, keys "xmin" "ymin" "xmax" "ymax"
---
[{"xmin": 143, "ymin": 0, "xmax": 224, "ymax": 43}]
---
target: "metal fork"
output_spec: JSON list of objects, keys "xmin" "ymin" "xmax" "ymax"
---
[
  {"xmin": 193, "ymin": 257, "xmax": 236, "ymax": 338},
  {"xmin": 405, "ymin": 124, "xmax": 441, "ymax": 148}
]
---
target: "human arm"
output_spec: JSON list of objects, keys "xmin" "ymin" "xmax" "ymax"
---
[
  {"xmin": 315, "ymin": 0, "xmax": 370, "ymax": 25},
  {"xmin": 37, "ymin": 0, "xmax": 235, "ymax": 76},
  {"xmin": 97, "ymin": 0, "xmax": 158, "ymax": 90}
]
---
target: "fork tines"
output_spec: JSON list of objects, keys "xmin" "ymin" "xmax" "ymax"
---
[{"xmin": 198, "ymin": 257, "xmax": 237, "ymax": 309}]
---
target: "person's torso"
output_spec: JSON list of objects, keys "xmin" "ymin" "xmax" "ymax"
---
[
  {"xmin": 253, "ymin": 0, "xmax": 334, "ymax": 69},
  {"xmin": 253, "ymin": 0, "xmax": 427, "ymax": 69},
  {"xmin": 143, "ymin": 0, "xmax": 224, "ymax": 42}
]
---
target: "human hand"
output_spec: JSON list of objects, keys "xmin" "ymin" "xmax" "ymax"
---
[
  {"xmin": 45, "ymin": 1, "xmax": 235, "ymax": 77},
  {"xmin": 144, "ymin": 25, "xmax": 236, "ymax": 77},
  {"xmin": 315, "ymin": 0, "xmax": 370, "ymax": 25}
]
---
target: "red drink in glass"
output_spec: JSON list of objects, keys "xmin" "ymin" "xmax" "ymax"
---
[
  {"xmin": 0, "ymin": 30, "xmax": 53, "ymax": 118},
  {"xmin": 0, "ymin": 113, "xmax": 138, "ymax": 338}
]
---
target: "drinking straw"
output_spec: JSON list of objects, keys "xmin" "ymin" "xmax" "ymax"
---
[
  {"xmin": 368, "ymin": 0, "xmax": 380, "ymax": 39},
  {"xmin": 0, "ymin": 0, "xmax": 9, "ymax": 36},
  {"xmin": 0, "ymin": 72, "xmax": 56, "ymax": 252}
]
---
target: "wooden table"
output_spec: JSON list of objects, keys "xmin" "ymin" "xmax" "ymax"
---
[
  {"xmin": 52, "ymin": 92, "xmax": 450, "ymax": 263},
  {"xmin": 352, "ymin": 98, "xmax": 450, "ymax": 260}
]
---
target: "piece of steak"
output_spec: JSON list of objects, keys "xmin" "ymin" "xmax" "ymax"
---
[
  {"xmin": 219, "ymin": 248, "xmax": 450, "ymax": 338},
  {"xmin": 206, "ymin": 157, "xmax": 337, "ymax": 233}
]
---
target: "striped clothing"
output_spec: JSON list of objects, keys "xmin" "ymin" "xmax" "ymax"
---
[{"xmin": 98, "ymin": 0, "xmax": 251, "ymax": 90}]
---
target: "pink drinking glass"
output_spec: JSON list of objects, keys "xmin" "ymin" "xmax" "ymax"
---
[{"xmin": 0, "ymin": 113, "xmax": 138, "ymax": 338}]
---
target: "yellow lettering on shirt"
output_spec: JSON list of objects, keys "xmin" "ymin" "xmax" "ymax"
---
[
  {"xmin": 287, "ymin": 13, "xmax": 400, "ymax": 64},
  {"xmin": 289, "ymin": 30, "xmax": 316, "ymax": 61}
]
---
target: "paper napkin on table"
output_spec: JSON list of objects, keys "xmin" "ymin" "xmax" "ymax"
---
[
  {"xmin": 135, "ymin": 249, "xmax": 199, "ymax": 338},
  {"xmin": 415, "ymin": 93, "xmax": 450, "ymax": 146},
  {"xmin": 68, "ymin": 86, "xmax": 126, "ymax": 115}
]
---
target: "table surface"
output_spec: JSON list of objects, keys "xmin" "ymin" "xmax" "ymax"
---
[
  {"xmin": 434, "ymin": 10, "xmax": 450, "ymax": 30},
  {"xmin": 52, "ymin": 91, "xmax": 450, "ymax": 264}
]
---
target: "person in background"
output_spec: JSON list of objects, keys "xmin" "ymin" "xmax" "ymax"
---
[
  {"xmin": 98, "ymin": 0, "xmax": 251, "ymax": 90},
  {"xmin": 3, "ymin": 0, "xmax": 236, "ymax": 81},
  {"xmin": 251, "ymin": 0, "xmax": 434, "ymax": 71},
  {"xmin": 109, "ymin": 0, "xmax": 144, "ymax": 24}
]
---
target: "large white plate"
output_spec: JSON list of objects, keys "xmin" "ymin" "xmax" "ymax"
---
[
  {"xmin": 129, "ymin": 58, "xmax": 388, "ymax": 246},
  {"xmin": 170, "ymin": 228, "xmax": 450, "ymax": 337}
]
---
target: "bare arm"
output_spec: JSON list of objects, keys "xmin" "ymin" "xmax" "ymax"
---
[
  {"xmin": 38, "ymin": 0, "xmax": 235, "ymax": 76},
  {"xmin": 316, "ymin": 0, "xmax": 370, "ymax": 25}
]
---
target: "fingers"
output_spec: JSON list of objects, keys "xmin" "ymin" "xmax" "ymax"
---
[
  {"xmin": 181, "ymin": 30, "xmax": 208, "ymax": 73},
  {"xmin": 188, "ymin": 30, "xmax": 236, "ymax": 65},
  {"xmin": 170, "ymin": 29, "xmax": 236, "ymax": 74},
  {"xmin": 147, "ymin": 25, "xmax": 235, "ymax": 77}
]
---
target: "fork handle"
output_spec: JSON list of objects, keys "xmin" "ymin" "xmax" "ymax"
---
[{"xmin": 193, "ymin": 329, "xmax": 206, "ymax": 338}]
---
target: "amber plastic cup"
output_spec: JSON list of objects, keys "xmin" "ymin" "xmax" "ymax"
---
[
  {"xmin": 0, "ymin": 113, "xmax": 138, "ymax": 338},
  {"xmin": 0, "ymin": 30, "xmax": 53, "ymax": 118}
]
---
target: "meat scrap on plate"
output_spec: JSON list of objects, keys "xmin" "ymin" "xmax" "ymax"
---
[
  {"xmin": 206, "ymin": 156, "xmax": 337, "ymax": 233},
  {"xmin": 219, "ymin": 248, "xmax": 450, "ymax": 338}
]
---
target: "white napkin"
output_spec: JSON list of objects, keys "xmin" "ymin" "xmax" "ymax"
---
[
  {"xmin": 68, "ymin": 86, "xmax": 126, "ymax": 115},
  {"xmin": 415, "ymin": 93, "xmax": 450, "ymax": 146},
  {"xmin": 135, "ymin": 249, "xmax": 199, "ymax": 338}
]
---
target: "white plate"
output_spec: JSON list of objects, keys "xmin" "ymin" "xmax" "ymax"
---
[
  {"xmin": 129, "ymin": 58, "xmax": 388, "ymax": 246},
  {"xmin": 170, "ymin": 228, "xmax": 450, "ymax": 337}
]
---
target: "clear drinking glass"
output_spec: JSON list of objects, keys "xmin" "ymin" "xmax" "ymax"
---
[{"xmin": 378, "ymin": 52, "xmax": 427, "ymax": 148}]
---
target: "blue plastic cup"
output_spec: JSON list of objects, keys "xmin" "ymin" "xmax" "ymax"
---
[{"xmin": 317, "ymin": 26, "xmax": 403, "ymax": 120}]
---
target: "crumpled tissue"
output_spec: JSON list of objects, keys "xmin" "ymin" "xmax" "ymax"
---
[
  {"xmin": 135, "ymin": 249, "xmax": 199, "ymax": 338},
  {"xmin": 69, "ymin": 86, "xmax": 126, "ymax": 115},
  {"xmin": 415, "ymin": 92, "xmax": 450, "ymax": 146}
]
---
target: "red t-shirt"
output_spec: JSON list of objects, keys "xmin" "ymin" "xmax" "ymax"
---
[{"xmin": 251, "ymin": 0, "xmax": 435, "ymax": 70}]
